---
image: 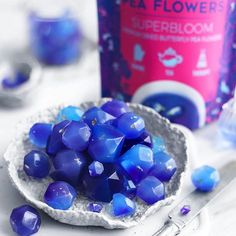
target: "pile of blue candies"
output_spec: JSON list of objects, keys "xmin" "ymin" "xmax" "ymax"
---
[{"xmin": 23, "ymin": 100, "xmax": 177, "ymax": 217}]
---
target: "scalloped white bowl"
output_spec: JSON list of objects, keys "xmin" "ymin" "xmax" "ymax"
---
[{"xmin": 4, "ymin": 98, "xmax": 188, "ymax": 229}]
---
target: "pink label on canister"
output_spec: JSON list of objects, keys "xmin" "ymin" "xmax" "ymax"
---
[{"xmin": 120, "ymin": 0, "xmax": 228, "ymax": 100}]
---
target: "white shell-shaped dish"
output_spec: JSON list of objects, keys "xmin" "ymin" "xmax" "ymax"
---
[{"xmin": 4, "ymin": 98, "xmax": 188, "ymax": 229}]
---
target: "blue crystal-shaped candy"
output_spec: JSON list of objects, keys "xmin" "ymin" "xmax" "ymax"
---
[
  {"xmin": 56, "ymin": 106, "xmax": 84, "ymax": 122},
  {"xmin": 122, "ymin": 178, "xmax": 137, "ymax": 198},
  {"xmin": 114, "ymin": 112, "xmax": 145, "ymax": 139},
  {"xmin": 149, "ymin": 151, "xmax": 177, "ymax": 182},
  {"xmin": 82, "ymin": 107, "xmax": 114, "ymax": 129},
  {"xmin": 191, "ymin": 165, "xmax": 220, "ymax": 192},
  {"xmin": 101, "ymin": 100, "xmax": 130, "ymax": 117},
  {"xmin": 118, "ymin": 144, "xmax": 154, "ymax": 183},
  {"xmin": 87, "ymin": 203, "xmax": 103, "ymax": 213},
  {"xmin": 82, "ymin": 166, "xmax": 124, "ymax": 202},
  {"xmin": 44, "ymin": 181, "xmax": 77, "ymax": 210},
  {"xmin": 51, "ymin": 150, "xmax": 87, "ymax": 186},
  {"xmin": 122, "ymin": 130, "xmax": 153, "ymax": 153},
  {"xmin": 88, "ymin": 124, "xmax": 125, "ymax": 163},
  {"xmin": 152, "ymin": 135, "xmax": 166, "ymax": 154},
  {"xmin": 62, "ymin": 121, "xmax": 91, "ymax": 151},
  {"xmin": 24, "ymin": 150, "xmax": 50, "ymax": 179},
  {"xmin": 89, "ymin": 161, "xmax": 104, "ymax": 177},
  {"xmin": 29, "ymin": 123, "xmax": 53, "ymax": 148},
  {"xmin": 137, "ymin": 176, "xmax": 165, "ymax": 205},
  {"xmin": 10, "ymin": 205, "xmax": 41, "ymax": 236},
  {"xmin": 112, "ymin": 193, "xmax": 135, "ymax": 217},
  {"xmin": 46, "ymin": 120, "xmax": 70, "ymax": 155},
  {"xmin": 180, "ymin": 205, "xmax": 191, "ymax": 215}
]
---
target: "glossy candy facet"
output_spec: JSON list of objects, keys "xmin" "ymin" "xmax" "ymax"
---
[
  {"xmin": 191, "ymin": 165, "xmax": 220, "ymax": 192},
  {"xmin": 114, "ymin": 112, "xmax": 145, "ymax": 139},
  {"xmin": 44, "ymin": 181, "xmax": 77, "ymax": 210},
  {"xmin": 46, "ymin": 120, "xmax": 70, "ymax": 155},
  {"xmin": 88, "ymin": 161, "xmax": 104, "ymax": 177},
  {"xmin": 137, "ymin": 176, "xmax": 165, "ymax": 205},
  {"xmin": 118, "ymin": 144, "xmax": 154, "ymax": 183},
  {"xmin": 112, "ymin": 193, "xmax": 135, "ymax": 217},
  {"xmin": 51, "ymin": 150, "xmax": 87, "ymax": 186},
  {"xmin": 149, "ymin": 151, "xmax": 177, "ymax": 182},
  {"xmin": 88, "ymin": 124, "xmax": 125, "ymax": 163},
  {"xmin": 10, "ymin": 205, "xmax": 41, "ymax": 236},
  {"xmin": 29, "ymin": 123, "xmax": 53, "ymax": 148},
  {"xmin": 82, "ymin": 107, "xmax": 114, "ymax": 129},
  {"xmin": 56, "ymin": 106, "xmax": 84, "ymax": 122},
  {"xmin": 101, "ymin": 99, "xmax": 130, "ymax": 117},
  {"xmin": 24, "ymin": 150, "xmax": 50, "ymax": 179}
]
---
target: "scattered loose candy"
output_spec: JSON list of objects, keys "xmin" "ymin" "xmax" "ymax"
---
[
  {"xmin": 191, "ymin": 165, "xmax": 220, "ymax": 192},
  {"xmin": 10, "ymin": 205, "xmax": 41, "ymax": 236}
]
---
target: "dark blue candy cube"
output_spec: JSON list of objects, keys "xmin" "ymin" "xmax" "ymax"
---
[
  {"xmin": 82, "ymin": 107, "xmax": 114, "ymax": 129},
  {"xmin": 51, "ymin": 150, "xmax": 87, "ymax": 186},
  {"xmin": 10, "ymin": 205, "xmax": 41, "ymax": 236},
  {"xmin": 118, "ymin": 144, "xmax": 154, "ymax": 183}
]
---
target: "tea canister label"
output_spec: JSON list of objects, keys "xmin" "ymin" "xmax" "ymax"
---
[{"xmin": 98, "ymin": 0, "xmax": 236, "ymax": 129}]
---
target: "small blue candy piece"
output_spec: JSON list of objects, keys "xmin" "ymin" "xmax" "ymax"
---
[
  {"xmin": 46, "ymin": 120, "xmax": 70, "ymax": 156},
  {"xmin": 118, "ymin": 144, "xmax": 154, "ymax": 183},
  {"xmin": 122, "ymin": 178, "xmax": 137, "ymax": 198},
  {"xmin": 29, "ymin": 123, "xmax": 53, "ymax": 148},
  {"xmin": 44, "ymin": 181, "xmax": 77, "ymax": 210},
  {"xmin": 180, "ymin": 205, "xmax": 191, "ymax": 215},
  {"xmin": 191, "ymin": 165, "xmax": 220, "ymax": 192},
  {"xmin": 51, "ymin": 150, "xmax": 87, "ymax": 186},
  {"xmin": 149, "ymin": 151, "xmax": 177, "ymax": 182},
  {"xmin": 137, "ymin": 176, "xmax": 165, "ymax": 205},
  {"xmin": 82, "ymin": 107, "xmax": 114, "ymax": 129},
  {"xmin": 2, "ymin": 71, "xmax": 29, "ymax": 90},
  {"xmin": 87, "ymin": 202, "xmax": 103, "ymax": 213},
  {"xmin": 62, "ymin": 121, "xmax": 91, "ymax": 151},
  {"xmin": 56, "ymin": 106, "xmax": 84, "ymax": 122},
  {"xmin": 89, "ymin": 161, "xmax": 104, "ymax": 177},
  {"xmin": 24, "ymin": 150, "xmax": 50, "ymax": 179},
  {"xmin": 152, "ymin": 135, "xmax": 166, "ymax": 154},
  {"xmin": 114, "ymin": 112, "xmax": 145, "ymax": 139},
  {"xmin": 10, "ymin": 205, "xmax": 41, "ymax": 236},
  {"xmin": 88, "ymin": 124, "xmax": 125, "ymax": 163},
  {"xmin": 122, "ymin": 130, "xmax": 153, "ymax": 153},
  {"xmin": 82, "ymin": 165, "xmax": 124, "ymax": 202},
  {"xmin": 101, "ymin": 99, "xmax": 130, "ymax": 117},
  {"xmin": 112, "ymin": 193, "xmax": 135, "ymax": 217}
]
